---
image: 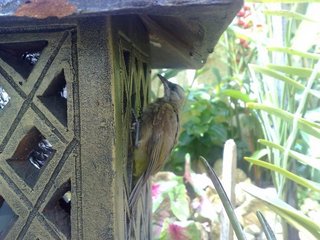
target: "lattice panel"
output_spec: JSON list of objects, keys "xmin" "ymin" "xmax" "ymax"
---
[
  {"xmin": 116, "ymin": 34, "xmax": 151, "ymax": 239},
  {"xmin": 0, "ymin": 26, "xmax": 81, "ymax": 240}
]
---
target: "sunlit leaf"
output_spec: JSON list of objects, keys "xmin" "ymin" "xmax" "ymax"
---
[
  {"xmin": 251, "ymin": 65, "xmax": 320, "ymax": 98},
  {"xmin": 244, "ymin": 157, "xmax": 320, "ymax": 192},
  {"xmin": 229, "ymin": 25, "xmax": 260, "ymax": 43},
  {"xmin": 168, "ymin": 183, "xmax": 190, "ymax": 221},
  {"xmin": 247, "ymin": 103, "xmax": 320, "ymax": 138},
  {"xmin": 160, "ymin": 69, "xmax": 181, "ymax": 79},
  {"xmin": 243, "ymin": 184, "xmax": 320, "ymax": 240},
  {"xmin": 251, "ymin": 65, "xmax": 303, "ymax": 87},
  {"xmin": 263, "ymin": 10, "xmax": 318, "ymax": 22},
  {"xmin": 251, "ymin": 148, "xmax": 269, "ymax": 160},
  {"xmin": 212, "ymin": 68, "xmax": 222, "ymax": 82},
  {"xmin": 267, "ymin": 47, "xmax": 320, "ymax": 60},
  {"xmin": 220, "ymin": 89, "xmax": 255, "ymax": 103},
  {"xmin": 258, "ymin": 139, "xmax": 320, "ymax": 170},
  {"xmin": 267, "ymin": 64, "xmax": 320, "ymax": 79}
]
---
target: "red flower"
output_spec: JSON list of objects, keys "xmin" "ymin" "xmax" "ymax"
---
[
  {"xmin": 237, "ymin": 19, "xmax": 245, "ymax": 27},
  {"xmin": 168, "ymin": 223, "xmax": 188, "ymax": 240},
  {"xmin": 152, "ymin": 183, "xmax": 161, "ymax": 199},
  {"xmin": 239, "ymin": 38, "xmax": 249, "ymax": 49},
  {"xmin": 237, "ymin": 10, "xmax": 245, "ymax": 17},
  {"xmin": 244, "ymin": 5, "xmax": 251, "ymax": 11}
]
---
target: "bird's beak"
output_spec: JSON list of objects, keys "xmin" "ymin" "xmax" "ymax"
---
[{"xmin": 157, "ymin": 74, "xmax": 170, "ymax": 96}]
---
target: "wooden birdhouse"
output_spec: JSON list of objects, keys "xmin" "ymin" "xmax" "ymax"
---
[{"xmin": 0, "ymin": 0, "xmax": 242, "ymax": 239}]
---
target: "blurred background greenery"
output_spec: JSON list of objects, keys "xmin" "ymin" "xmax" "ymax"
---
[{"xmin": 150, "ymin": 1, "xmax": 320, "ymax": 239}]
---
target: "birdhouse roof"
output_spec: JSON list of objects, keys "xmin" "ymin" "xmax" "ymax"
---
[{"xmin": 0, "ymin": 0, "xmax": 242, "ymax": 68}]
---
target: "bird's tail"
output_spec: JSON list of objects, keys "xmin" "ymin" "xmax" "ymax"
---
[
  {"xmin": 129, "ymin": 175, "xmax": 146, "ymax": 210},
  {"xmin": 127, "ymin": 176, "xmax": 152, "ymax": 239}
]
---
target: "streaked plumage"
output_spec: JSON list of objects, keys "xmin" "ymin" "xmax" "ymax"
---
[{"xmin": 129, "ymin": 74, "xmax": 185, "ymax": 209}]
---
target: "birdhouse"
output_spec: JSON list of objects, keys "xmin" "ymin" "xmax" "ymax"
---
[{"xmin": 0, "ymin": 0, "xmax": 242, "ymax": 239}]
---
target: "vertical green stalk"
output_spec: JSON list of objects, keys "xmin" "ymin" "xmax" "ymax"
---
[{"xmin": 283, "ymin": 58, "xmax": 320, "ymax": 166}]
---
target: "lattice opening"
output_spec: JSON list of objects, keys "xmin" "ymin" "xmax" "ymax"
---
[
  {"xmin": 131, "ymin": 78, "xmax": 136, "ymax": 112},
  {"xmin": 123, "ymin": 50, "xmax": 130, "ymax": 76},
  {"xmin": 122, "ymin": 50, "xmax": 131, "ymax": 115},
  {"xmin": 7, "ymin": 127, "xmax": 55, "ymax": 188},
  {"xmin": 134, "ymin": 57, "xmax": 139, "ymax": 73},
  {"xmin": 0, "ymin": 86, "xmax": 10, "ymax": 110},
  {"xmin": 38, "ymin": 70, "xmax": 68, "ymax": 127},
  {"xmin": 0, "ymin": 41, "xmax": 48, "ymax": 80},
  {"xmin": 43, "ymin": 180, "xmax": 71, "ymax": 239},
  {"xmin": 0, "ymin": 195, "xmax": 18, "ymax": 238},
  {"xmin": 142, "ymin": 62, "xmax": 148, "ymax": 80},
  {"xmin": 123, "ymin": 88, "xmax": 128, "ymax": 116},
  {"xmin": 139, "ymin": 79, "xmax": 145, "ymax": 110}
]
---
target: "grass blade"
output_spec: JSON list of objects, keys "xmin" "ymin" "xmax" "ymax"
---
[
  {"xmin": 263, "ymin": 10, "xmax": 318, "ymax": 22},
  {"xmin": 243, "ymin": 184, "xmax": 320, "ymax": 239},
  {"xmin": 267, "ymin": 64, "xmax": 320, "ymax": 79},
  {"xmin": 244, "ymin": 157, "xmax": 320, "ymax": 192},
  {"xmin": 247, "ymin": 103, "xmax": 320, "ymax": 138},
  {"xmin": 220, "ymin": 89, "xmax": 254, "ymax": 103},
  {"xmin": 200, "ymin": 156, "xmax": 247, "ymax": 240},
  {"xmin": 258, "ymin": 139, "xmax": 320, "ymax": 170},
  {"xmin": 256, "ymin": 211, "xmax": 277, "ymax": 240},
  {"xmin": 267, "ymin": 47, "xmax": 320, "ymax": 60}
]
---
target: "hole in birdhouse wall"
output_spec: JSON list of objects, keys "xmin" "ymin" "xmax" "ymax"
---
[
  {"xmin": 0, "ymin": 195, "xmax": 18, "ymax": 238},
  {"xmin": 43, "ymin": 180, "xmax": 71, "ymax": 239},
  {"xmin": 7, "ymin": 127, "xmax": 55, "ymax": 188},
  {"xmin": 38, "ymin": 70, "xmax": 67, "ymax": 127},
  {"xmin": 0, "ymin": 41, "xmax": 48, "ymax": 80}
]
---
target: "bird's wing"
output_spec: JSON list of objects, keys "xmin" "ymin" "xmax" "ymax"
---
[
  {"xmin": 145, "ymin": 102, "xmax": 179, "ymax": 177},
  {"xmin": 129, "ymin": 102, "xmax": 179, "ymax": 211}
]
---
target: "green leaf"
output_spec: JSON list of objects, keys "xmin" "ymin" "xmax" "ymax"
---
[
  {"xmin": 230, "ymin": 25, "xmax": 256, "ymax": 43},
  {"xmin": 209, "ymin": 124, "xmax": 228, "ymax": 143},
  {"xmin": 212, "ymin": 67, "xmax": 222, "ymax": 82},
  {"xmin": 258, "ymin": 139, "xmax": 320, "ymax": 170},
  {"xmin": 200, "ymin": 157, "xmax": 247, "ymax": 240},
  {"xmin": 153, "ymin": 176, "xmax": 183, "ymax": 213},
  {"xmin": 179, "ymin": 131, "xmax": 193, "ymax": 146},
  {"xmin": 220, "ymin": 89, "xmax": 255, "ymax": 103},
  {"xmin": 251, "ymin": 64, "xmax": 320, "ymax": 98},
  {"xmin": 159, "ymin": 218, "xmax": 171, "ymax": 240},
  {"xmin": 247, "ymin": 103, "xmax": 320, "ymax": 138},
  {"xmin": 267, "ymin": 47, "xmax": 320, "ymax": 60},
  {"xmin": 244, "ymin": 157, "xmax": 320, "ymax": 192},
  {"xmin": 243, "ymin": 185, "xmax": 320, "ymax": 240},
  {"xmin": 183, "ymin": 221, "xmax": 203, "ymax": 239},
  {"xmin": 263, "ymin": 10, "xmax": 318, "ymax": 22},
  {"xmin": 256, "ymin": 211, "xmax": 277, "ymax": 240},
  {"xmin": 267, "ymin": 64, "xmax": 320, "ymax": 79},
  {"xmin": 251, "ymin": 148, "xmax": 269, "ymax": 160},
  {"xmin": 168, "ymin": 183, "xmax": 190, "ymax": 221},
  {"xmin": 160, "ymin": 69, "xmax": 181, "ymax": 79},
  {"xmin": 250, "ymin": 65, "xmax": 314, "ymax": 93}
]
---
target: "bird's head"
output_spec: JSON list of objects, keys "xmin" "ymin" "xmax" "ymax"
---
[{"xmin": 158, "ymin": 74, "xmax": 185, "ymax": 109}]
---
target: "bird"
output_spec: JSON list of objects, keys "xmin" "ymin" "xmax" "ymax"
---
[{"xmin": 129, "ymin": 74, "xmax": 185, "ymax": 210}]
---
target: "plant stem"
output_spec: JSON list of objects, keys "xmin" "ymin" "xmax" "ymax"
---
[{"xmin": 282, "ymin": 58, "xmax": 320, "ymax": 171}]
